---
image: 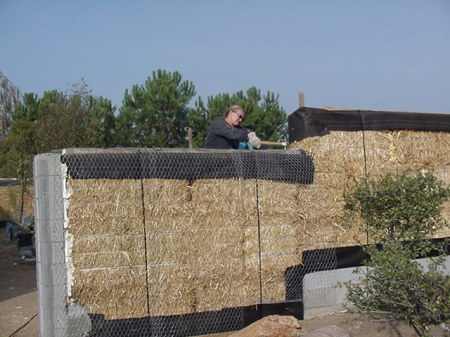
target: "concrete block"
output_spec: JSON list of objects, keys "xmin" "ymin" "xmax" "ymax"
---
[{"xmin": 303, "ymin": 256, "xmax": 450, "ymax": 319}]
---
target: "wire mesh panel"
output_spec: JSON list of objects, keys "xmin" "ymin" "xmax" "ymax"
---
[{"xmin": 34, "ymin": 148, "xmax": 318, "ymax": 337}]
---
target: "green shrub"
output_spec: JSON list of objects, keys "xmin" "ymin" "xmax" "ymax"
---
[{"xmin": 343, "ymin": 171, "xmax": 450, "ymax": 337}]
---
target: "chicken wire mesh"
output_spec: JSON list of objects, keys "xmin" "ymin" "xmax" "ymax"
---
[{"xmin": 34, "ymin": 148, "xmax": 345, "ymax": 337}]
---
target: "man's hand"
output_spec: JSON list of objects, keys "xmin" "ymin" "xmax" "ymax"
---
[{"xmin": 248, "ymin": 132, "xmax": 261, "ymax": 149}]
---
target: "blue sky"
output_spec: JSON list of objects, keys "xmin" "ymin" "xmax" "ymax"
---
[{"xmin": 1, "ymin": 0, "xmax": 450, "ymax": 114}]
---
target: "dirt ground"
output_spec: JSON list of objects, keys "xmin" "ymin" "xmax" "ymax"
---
[
  {"xmin": 0, "ymin": 227, "xmax": 38, "ymax": 337},
  {"xmin": 1, "ymin": 226, "xmax": 448, "ymax": 337}
]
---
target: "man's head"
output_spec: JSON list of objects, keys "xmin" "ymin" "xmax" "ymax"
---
[{"xmin": 224, "ymin": 105, "xmax": 245, "ymax": 126}]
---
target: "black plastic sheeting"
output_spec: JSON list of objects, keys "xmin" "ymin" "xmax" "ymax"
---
[
  {"xmin": 87, "ymin": 302, "xmax": 303, "ymax": 337},
  {"xmin": 288, "ymin": 107, "xmax": 450, "ymax": 142},
  {"xmin": 61, "ymin": 148, "xmax": 315, "ymax": 184}
]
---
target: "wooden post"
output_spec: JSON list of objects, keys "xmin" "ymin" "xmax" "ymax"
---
[
  {"xmin": 188, "ymin": 128, "xmax": 193, "ymax": 149},
  {"xmin": 298, "ymin": 92, "xmax": 305, "ymax": 109}
]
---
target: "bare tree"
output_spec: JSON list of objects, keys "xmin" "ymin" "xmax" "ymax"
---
[{"xmin": 0, "ymin": 72, "xmax": 21, "ymax": 137}]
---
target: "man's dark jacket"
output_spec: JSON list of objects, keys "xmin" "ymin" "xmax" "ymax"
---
[{"xmin": 204, "ymin": 117, "xmax": 249, "ymax": 149}]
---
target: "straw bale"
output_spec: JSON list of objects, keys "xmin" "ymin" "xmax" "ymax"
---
[
  {"xmin": 68, "ymin": 178, "xmax": 143, "ymax": 206},
  {"xmin": 145, "ymin": 213, "xmax": 256, "ymax": 233},
  {"xmin": 262, "ymin": 283, "xmax": 288, "ymax": 304},
  {"xmin": 145, "ymin": 226, "xmax": 262, "ymax": 314},
  {"xmin": 99, "ymin": 298, "xmax": 148, "ymax": 319},
  {"xmin": 71, "ymin": 234, "xmax": 145, "ymax": 254},
  {"xmin": 292, "ymin": 131, "xmax": 365, "ymax": 175},
  {"xmin": 68, "ymin": 212, "xmax": 143, "ymax": 236},
  {"xmin": 259, "ymin": 224, "xmax": 301, "ymax": 254},
  {"xmin": 146, "ymin": 229, "xmax": 249, "ymax": 265},
  {"xmin": 142, "ymin": 179, "xmax": 192, "ymax": 217},
  {"xmin": 143, "ymin": 178, "xmax": 257, "ymax": 231},
  {"xmin": 67, "ymin": 178, "xmax": 144, "ymax": 236},
  {"xmin": 294, "ymin": 185, "xmax": 343, "ymax": 219},
  {"xmin": 73, "ymin": 266, "xmax": 147, "ymax": 288},
  {"xmin": 257, "ymin": 181, "xmax": 300, "ymax": 219},
  {"xmin": 366, "ymin": 131, "xmax": 450, "ymax": 237},
  {"xmin": 77, "ymin": 297, "xmax": 149, "ymax": 320},
  {"xmin": 257, "ymin": 174, "xmax": 364, "ymax": 285},
  {"xmin": 434, "ymin": 169, "xmax": 450, "ymax": 185},
  {"xmin": 147, "ymin": 259, "xmax": 260, "ymax": 315},
  {"xmin": 72, "ymin": 250, "xmax": 146, "ymax": 269},
  {"xmin": 364, "ymin": 130, "xmax": 450, "ymax": 175},
  {"xmin": 292, "ymin": 130, "xmax": 450, "ymax": 179},
  {"xmin": 293, "ymin": 183, "xmax": 366, "ymax": 248},
  {"xmin": 197, "ymin": 278, "xmax": 260, "ymax": 309},
  {"xmin": 363, "ymin": 130, "xmax": 403, "ymax": 174},
  {"xmin": 253, "ymin": 172, "xmax": 318, "ymax": 303},
  {"xmin": 293, "ymin": 131, "xmax": 363, "ymax": 152},
  {"xmin": 259, "ymin": 252, "xmax": 302, "ymax": 302},
  {"xmin": 72, "ymin": 267, "xmax": 148, "ymax": 319},
  {"xmin": 72, "ymin": 284, "xmax": 147, "ymax": 301},
  {"xmin": 313, "ymin": 172, "xmax": 359, "ymax": 190}
]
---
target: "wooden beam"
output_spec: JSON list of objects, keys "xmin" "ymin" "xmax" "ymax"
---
[
  {"xmin": 298, "ymin": 92, "xmax": 305, "ymax": 108},
  {"xmin": 188, "ymin": 128, "xmax": 193, "ymax": 149}
]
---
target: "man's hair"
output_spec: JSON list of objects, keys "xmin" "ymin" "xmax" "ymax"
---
[{"xmin": 224, "ymin": 105, "xmax": 244, "ymax": 118}]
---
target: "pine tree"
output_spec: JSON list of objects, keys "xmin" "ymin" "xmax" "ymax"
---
[{"xmin": 116, "ymin": 70, "xmax": 196, "ymax": 148}]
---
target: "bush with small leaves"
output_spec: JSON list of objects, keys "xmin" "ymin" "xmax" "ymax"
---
[{"xmin": 343, "ymin": 171, "xmax": 450, "ymax": 337}]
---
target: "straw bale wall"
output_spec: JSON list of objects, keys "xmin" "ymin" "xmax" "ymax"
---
[
  {"xmin": 290, "ymin": 130, "xmax": 450, "ymax": 247},
  {"xmin": 62, "ymin": 132, "xmax": 450, "ymax": 323},
  {"xmin": 66, "ymin": 174, "xmax": 313, "ymax": 320}
]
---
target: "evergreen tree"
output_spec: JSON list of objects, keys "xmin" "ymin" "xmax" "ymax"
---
[{"xmin": 116, "ymin": 69, "xmax": 196, "ymax": 148}]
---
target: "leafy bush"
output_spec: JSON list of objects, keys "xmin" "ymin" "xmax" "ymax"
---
[{"xmin": 343, "ymin": 171, "xmax": 450, "ymax": 336}]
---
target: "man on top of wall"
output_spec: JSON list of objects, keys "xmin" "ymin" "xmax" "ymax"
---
[{"xmin": 204, "ymin": 105, "xmax": 261, "ymax": 149}]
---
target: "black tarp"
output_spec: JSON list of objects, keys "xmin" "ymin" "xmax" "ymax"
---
[
  {"xmin": 61, "ymin": 148, "xmax": 315, "ymax": 184},
  {"xmin": 288, "ymin": 107, "xmax": 450, "ymax": 142}
]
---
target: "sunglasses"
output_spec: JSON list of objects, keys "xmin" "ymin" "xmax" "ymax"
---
[{"xmin": 233, "ymin": 111, "xmax": 245, "ymax": 121}]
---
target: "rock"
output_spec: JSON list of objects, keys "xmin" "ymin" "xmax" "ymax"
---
[
  {"xmin": 299, "ymin": 325, "xmax": 351, "ymax": 337},
  {"xmin": 228, "ymin": 315, "xmax": 302, "ymax": 337}
]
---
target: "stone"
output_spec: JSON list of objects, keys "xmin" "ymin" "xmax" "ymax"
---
[{"xmin": 228, "ymin": 315, "xmax": 302, "ymax": 337}]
